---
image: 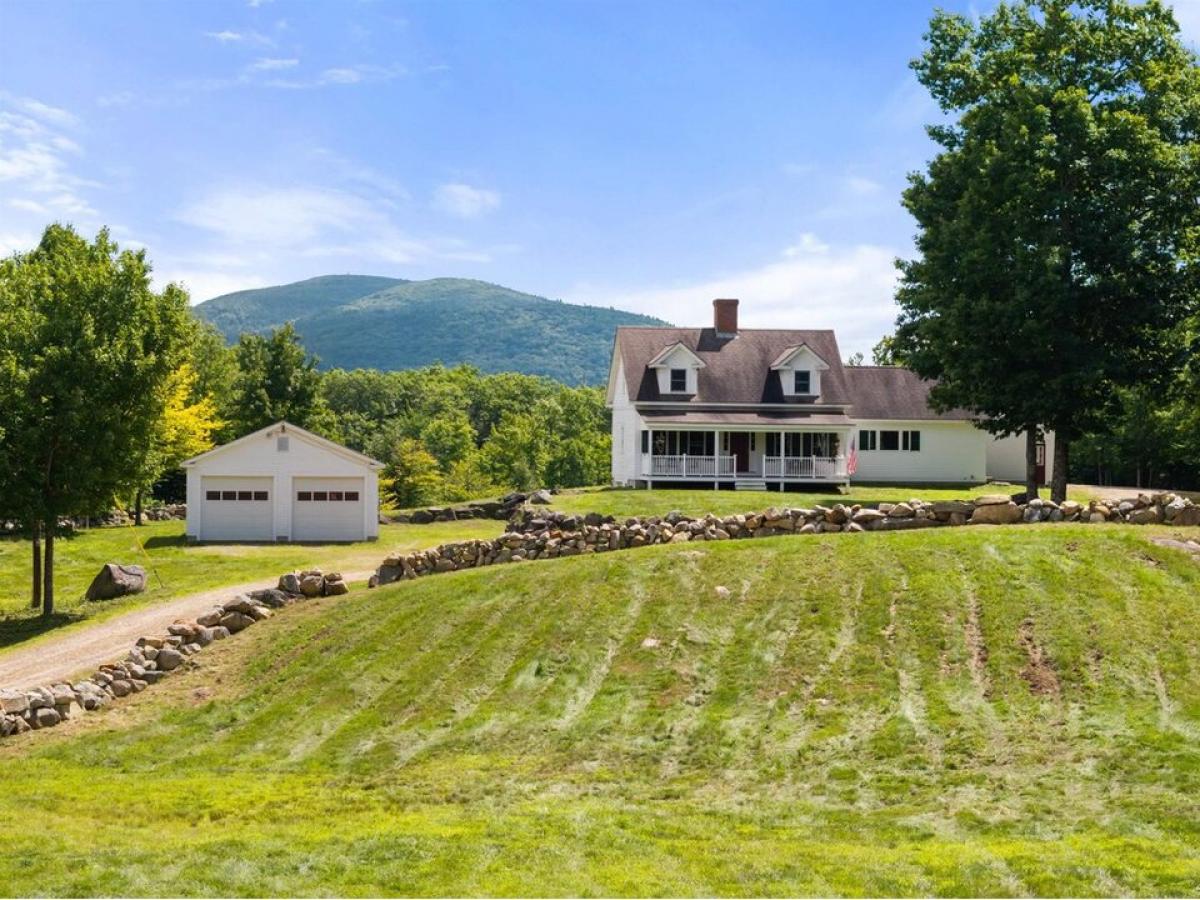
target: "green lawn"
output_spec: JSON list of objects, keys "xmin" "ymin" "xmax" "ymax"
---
[
  {"xmin": 546, "ymin": 483, "xmax": 1096, "ymax": 519},
  {"xmin": 3, "ymin": 523, "xmax": 1199, "ymax": 895},
  {"xmin": 0, "ymin": 519, "xmax": 504, "ymax": 651}
]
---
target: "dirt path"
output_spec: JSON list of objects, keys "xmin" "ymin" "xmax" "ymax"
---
[{"xmin": 0, "ymin": 570, "xmax": 373, "ymax": 691}]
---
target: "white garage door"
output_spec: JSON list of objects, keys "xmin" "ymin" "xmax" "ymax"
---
[
  {"xmin": 292, "ymin": 476, "xmax": 365, "ymax": 542},
  {"xmin": 200, "ymin": 476, "xmax": 274, "ymax": 542}
]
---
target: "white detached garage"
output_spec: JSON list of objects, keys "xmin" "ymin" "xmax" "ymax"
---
[{"xmin": 183, "ymin": 421, "xmax": 382, "ymax": 543}]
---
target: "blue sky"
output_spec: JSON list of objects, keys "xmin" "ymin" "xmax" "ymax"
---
[{"xmin": 2, "ymin": 0, "xmax": 1198, "ymax": 357}]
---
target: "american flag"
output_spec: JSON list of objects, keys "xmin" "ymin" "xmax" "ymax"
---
[{"xmin": 847, "ymin": 435, "xmax": 858, "ymax": 475}]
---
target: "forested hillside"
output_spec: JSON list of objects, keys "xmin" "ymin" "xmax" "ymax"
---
[{"xmin": 195, "ymin": 276, "xmax": 667, "ymax": 384}]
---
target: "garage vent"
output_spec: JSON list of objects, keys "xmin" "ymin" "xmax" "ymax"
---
[{"xmin": 277, "ymin": 436, "xmax": 289, "ymax": 451}]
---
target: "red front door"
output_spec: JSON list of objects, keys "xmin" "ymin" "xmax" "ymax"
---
[
  {"xmin": 1035, "ymin": 441, "xmax": 1046, "ymax": 485},
  {"xmin": 729, "ymin": 433, "xmax": 750, "ymax": 473}
]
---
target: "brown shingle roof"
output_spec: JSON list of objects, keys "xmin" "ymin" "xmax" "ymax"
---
[
  {"xmin": 842, "ymin": 366, "xmax": 974, "ymax": 421},
  {"xmin": 616, "ymin": 327, "xmax": 852, "ymax": 405}
]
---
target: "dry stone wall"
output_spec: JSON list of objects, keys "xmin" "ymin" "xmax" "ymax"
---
[
  {"xmin": 371, "ymin": 491, "xmax": 1200, "ymax": 585},
  {"xmin": 0, "ymin": 570, "xmax": 347, "ymax": 740}
]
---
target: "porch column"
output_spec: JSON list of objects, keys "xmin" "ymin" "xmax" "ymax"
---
[
  {"xmin": 779, "ymin": 430, "xmax": 784, "ymax": 479},
  {"xmin": 647, "ymin": 428, "xmax": 654, "ymax": 481},
  {"xmin": 713, "ymin": 429, "xmax": 719, "ymax": 477}
]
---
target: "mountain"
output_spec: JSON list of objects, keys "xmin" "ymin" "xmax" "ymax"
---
[{"xmin": 194, "ymin": 275, "xmax": 668, "ymax": 384}]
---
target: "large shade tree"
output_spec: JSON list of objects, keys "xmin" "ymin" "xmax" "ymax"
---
[
  {"xmin": 894, "ymin": 0, "xmax": 1200, "ymax": 501},
  {"xmin": 0, "ymin": 225, "xmax": 192, "ymax": 616}
]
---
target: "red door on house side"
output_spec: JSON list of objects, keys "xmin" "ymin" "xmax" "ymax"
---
[
  {"xmin": 729, "ymin": 433, "xmax": 750, "ymax": 473},
  {"xmin": 1035, "ymin": 441, "xmax": 1046, "ymax": 485}
]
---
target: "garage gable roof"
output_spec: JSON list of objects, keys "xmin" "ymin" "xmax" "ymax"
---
[{"xmin": 181, "ymin": 421, "xmax": 384, "ymax": 469}]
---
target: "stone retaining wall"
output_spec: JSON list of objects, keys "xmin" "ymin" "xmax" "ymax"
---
[
  {"xmin": 0, "ymin": 570, "xmax": 347, "ymax": 740},
  {"xmin": 386, "ymin": 490, "xmax": 554, "ymax": 524},
  {"xmin": 371, "ymin": 492, "xmax": 1200, "ymax": 584}
]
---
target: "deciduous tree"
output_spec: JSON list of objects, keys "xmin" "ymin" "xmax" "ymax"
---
[
  {"xmin": 895, "ymin": 0, "xmax": 1200, "ymax": 501},
  {"xmin": 0, "ymin": 225, "xmax": 191, "ymax": 616}
]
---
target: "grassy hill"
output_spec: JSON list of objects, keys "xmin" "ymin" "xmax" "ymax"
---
[
  {"xmin": 3, "ymin": 524, "xmax": 1200, "ymax": 895},
  {"xmin": 194, "ymin": 276, "xmax": 668, "ymax": 383}
]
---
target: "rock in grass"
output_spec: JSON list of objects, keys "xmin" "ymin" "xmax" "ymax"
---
[
  {"xmin": 196, "ymin": 609, "xmax": 223, "ymax": 627},
  {"xmin": 156, "ymin": 648, "xmax": 184, "ymax": 672},
  {"xmin": 33, "ymin": 707, "xmax": 60, "ymax": 728},
  {"xmin": 85, "ymin": 563, "xmax": 147, "ymax": 601}
]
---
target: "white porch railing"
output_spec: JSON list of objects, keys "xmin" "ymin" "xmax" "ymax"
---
[
  {"xmin": 647, "ymin": 455, "xmax": 736, "ymax": 477},
  {"xmin": 763, "ymin": 456, "xmax": 846, "ymax": 479}
]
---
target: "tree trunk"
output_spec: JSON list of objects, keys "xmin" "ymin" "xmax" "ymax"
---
[
  {"xmin": 1024, "ymin": 428, "xmax": 1040, "ymax": 500},
  {"xmin": 42, "ymin": 527, "xmax": 54, "ymax": 618},
  {"xmin": 30, "ymin": 521, "xmax": 42, "ymax": 609},
  {"xmin": 1051, "ymin": 436, "xmax": 1069, "ymax": 504},
  {"xmin": 135, "ymin": 489, "xmax": 144, "ymax": 526}
]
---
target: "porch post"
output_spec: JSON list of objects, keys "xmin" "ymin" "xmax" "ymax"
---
[
  {"xmin": 647, "ymin": 427, "xmax": 654, "ymax": 481},
  {"xmin": 713, "ymin": 428, "xmax": 719, "ymax": 478}
]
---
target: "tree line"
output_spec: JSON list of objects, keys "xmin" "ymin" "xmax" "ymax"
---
[
  {"xmin": 0, "ymin": 227, "xmax": 609, "ymax": 617},
  {"xmin": 188, "ymin": 322, "xmax": 611, "ymax": 508}
]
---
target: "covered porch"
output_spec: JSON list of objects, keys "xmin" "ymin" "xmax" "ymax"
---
[{"xmin": 639, "ymin": 426, "xmax": 850, "ymax": 486}]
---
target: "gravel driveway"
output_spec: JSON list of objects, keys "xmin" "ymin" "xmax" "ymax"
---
[{"xmin": 0, "ymin": 570, "xmax": 372, "ymax": 691}]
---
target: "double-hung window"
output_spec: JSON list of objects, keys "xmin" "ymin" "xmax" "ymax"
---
[
  {"xmin": 859, "ymin": 429, "xmax": 877, "ymax": 451},
  {"xmin": 669, "ymin": 368, "xmax": 688, "ymax": 392},
  {"xmin": 793, "ymin": 370, "xmax": 811, "ymax": 394}
]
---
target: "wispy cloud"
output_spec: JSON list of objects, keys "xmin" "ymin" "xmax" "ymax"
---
[
  {"xmin": 249, "ymin": 57, "xmax": 299, "ymax": 71},
  {"xmin": 432, "ymin": 183, "xmax": 501, "ymax": 219},
  {"xmin": 0, "ymin": 95, "xmax": 98, "ymax": 225},
  {"xmin": 576, "ymin": 233, "xmax": 900, "ymax": 356},
  {"xmin": 172, "ymin": 181, "xmax": 496, "ymax": 299},
  {"xmin": 264, "ymin": 63, "xmax": 406, "ymax": 89},
  {"xmin": 96, "ymin": 90, "xmax": 136, "ymax": 108},
  {"xmin": 204, "ymin": 29, "xmax": 275, "ymax": 47}
]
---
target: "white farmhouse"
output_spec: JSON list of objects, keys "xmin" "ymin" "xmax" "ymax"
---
[
  {"xmin": 606, "ymin": 299, "xmax": 1050, "ymax": 489},
  {"xmin": 182, "ymin": 421, "xmax": 382, "ymax": 543}
]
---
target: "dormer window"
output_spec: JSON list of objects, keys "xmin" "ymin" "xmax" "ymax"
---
[
  {"xmin": 771, "ymin": 343, "xmax": 829, "ymax": 399},
  {"xmin": 670, "ymin": 368, "xmax": 688, "ymax": 392}
]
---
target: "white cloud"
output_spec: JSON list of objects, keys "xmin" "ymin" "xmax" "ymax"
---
[
  {"xmin": 250, "ymin": 57, "xmax": 299, "ymax": 71},
  {"xmin": 432, "ymin": 183, "xmax": 501, "ymax": 219},
  {"xmin": 204, "ymin": 29, "xmax": 274, "ymax": 46},
  {"xmin": 321, "ymin": 67, "xmax": 362, "ymax": 85},
  {"xmin": 845, "ymin": 175, "xmax": 883, "ymax": 196},
  {"xmin": 175, "ymin": 183, "xmax": 494, "ymax": 272},
  {"xmin": 0, "ymin": 229, "xmax": 39, "ymax": 257},
  {"xmin": 578, "ymin": 235, "xmax": 901, "ymax": 358},
  {"xmin": 96, "ymin": 91, "xmax": 136, "ymax": 108},
  {"xmin": 178, "ymin": 186, "xmax": 378, "ymax": 245},
  {"xmin": 0, "ymin": 98, "xmax": 98, "ymax": 224},
  {"xmin": 165, "ymin": 270, "xmax": 270, "ymax": 303},
  {"xmin": 12, "ymin": 97, "xmax": 78, "ymax": 128},
  {"xmin": 262, "ymin": 63, "xmax": 406, "ymax": 90}
]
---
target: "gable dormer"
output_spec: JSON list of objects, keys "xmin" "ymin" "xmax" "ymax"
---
[
  {"xmin": 770, "ymin": 343, "xmax": 829, "ymax": 399},
  {"xmin": 648, "ymin": 341, "xmax": 705, "ymax": 397}
]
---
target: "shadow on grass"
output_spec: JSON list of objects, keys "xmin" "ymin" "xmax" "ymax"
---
[
  {"xmin": 0, "ymin": 611, "xmax": 86, "ymax": 650},
  {"xmin": 141, "ymin": 535, "xmax": 186, "ymax": 549}
]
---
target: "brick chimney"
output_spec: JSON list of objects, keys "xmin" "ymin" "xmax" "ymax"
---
[{"xmin": 713, "ymin": 298, "xmax": 739, "ymax": 337}]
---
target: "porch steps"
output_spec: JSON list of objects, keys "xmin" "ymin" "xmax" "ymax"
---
[{"xmin": 735, "ymin": 480, "xmax": 767, "ymax": 491}]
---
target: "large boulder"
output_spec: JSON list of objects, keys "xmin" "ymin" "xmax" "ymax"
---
[
  {"xmin": 970, "ymin": 502, "xmax": 1023, "ymax": 525},
  {"xmin": 85, "ymin": 564, "xmax": 147, "ymax": 601},
  {"xmin": 529, "ymin": 489, "xmax": 553, "ymax": 505}
]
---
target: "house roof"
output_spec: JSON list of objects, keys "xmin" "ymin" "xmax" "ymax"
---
[
  {"xmin": 640, "ymin": 410, "xmax": 855, "ymax": 426},
  {"xmin": 842, "ymin": 367, "xmax": 974, "ymax": 421},
  {"xmin": 181, "ymin": 421, "xmax": 384, "ymax": 469},
  {"xmin": 615, "ymin": 327, "xmax": 853, "ymax": 405}
]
